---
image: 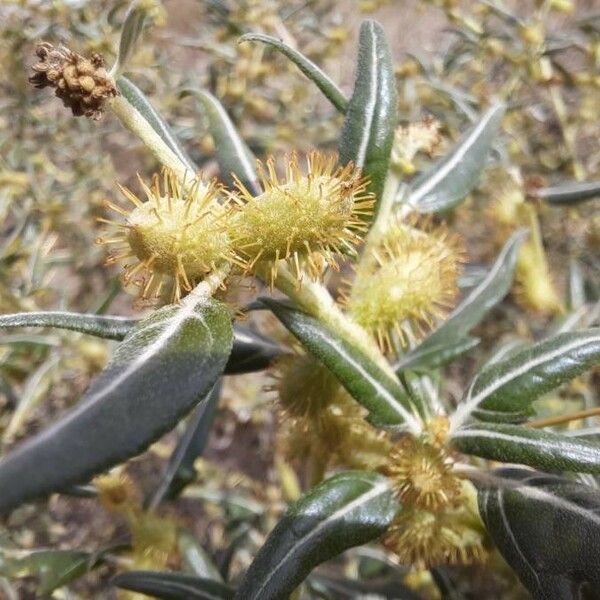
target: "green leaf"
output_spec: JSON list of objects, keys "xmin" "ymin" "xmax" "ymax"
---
[
  {"xmin": 112, "ymin": 1, "xmax": 152, "ymax": 76},
  {"xmin": 0, "ymin": 311, "xmax": 136, "ymax": 340},
  {"xmin": 453, "ymin": 328, "xmax": 600, "ymax": 429},
  {"xmin": 225, "ymin": 326, "xmax": 287, "ymax": 375},
  {"xmin": 117, "ymin": 76, "xmax": 197, "ymax": 172},
  {"xmin": 0, "ymin": 547, "xmax": 106, "ymax": 595},
  {"xmin": 535, "ymin": 180, "xmax": 600, "ymax": 205},
  {"xmin": 309, "ymin": 573, "xmax": 420, "ymax": 599},
  {"xmin": 408, "ymin": 103, "xmax": 505, "ymax": 212},
  {"xmin": 148, "ymin": 382, "xmax": 222, "ymax": 507},
  {"xmin": 262, "ymin": 298, "xmax": 421, "ymax": 433},
  {"xmin": 452, "ymin": 423, "xmax": 600, "ymax": 474},
  {"xmin": 567, "ymin": 259, "xmax": 586, "ymax": 311},
  {"xmin": 402, "ymin": 230, "xmax": 525, "ymax": 375},
  {"xmin": 178, "ymin": 532, "xmax": 223, "ymax": 582},
  {"xmin": 0, "ymin": 312, "xmax": 283, "ymax": 374},
  {"xmin": 339, "ymin": 20, "xmax": 397, "ymax": 215},
  {"xmin": 239, "ymin": 33, "xmax": 348, "ymax": 114},
  {"xmin": 181, "ymin": 89, "xmax": 259, "ymax": 194},
  {"xmin": 0, "ymin": 296, "xmax": 233, "ymax": 516},
  {"xmin": 394, "ymin": 336, "xmax": 480, "ymax": 372},
  {"xmin": 235, "ymin": 471, "xmax": 398, "ymax": 600},
  {"xmin": 479, "ymin": 467, "xmax": 600, "ymax": 598},
  {"xmin": 112, "ymin": 571, "xmax": 234, "ymax": 600}
]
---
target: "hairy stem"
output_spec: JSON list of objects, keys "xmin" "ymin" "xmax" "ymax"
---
[
  {"xmin": 182, "ymin": 264, "xmax": 231, "ymax": 305},
  {"xmin": 273, "ymin": 264, "xmax": 399, "ymax": 380},
  {"xmin": 109, "ymin": 95, "xmax": 200, "ymax": 189}
]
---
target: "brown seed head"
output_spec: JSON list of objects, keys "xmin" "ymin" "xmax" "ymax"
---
[{"xmin": 29, "ymin": 42, "xmax": 119, "ymax": 120}]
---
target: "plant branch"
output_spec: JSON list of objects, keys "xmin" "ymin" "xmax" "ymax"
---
[
  {"xmin": 526, "ymin": 406, "xmax": 600, "ymax": 430},
  {"xmin": 109, "ymin": 95, "xmax": 199, "ymax": 188},
  {"xmin": 273, "ymin": 264, "xmax": 399, "ymax": 380}
]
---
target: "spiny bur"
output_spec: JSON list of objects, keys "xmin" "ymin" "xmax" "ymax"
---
[
  {"xmin": 97, "ymin": 169, "xmax": 237, "ymax": 303},
  {"xmin": 229, "ymin": 151, "xmax": 374, "ymax": 286},
  {"xmin": 342, "ymin": 217, "xmax": 464, "ymax": 353}
]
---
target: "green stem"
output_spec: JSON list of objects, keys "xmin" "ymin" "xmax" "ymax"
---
[
  {"xmin": 109, "ymin": 95, "xmax": 202, "ymax": 191},
  {"xmin": 182, "ymin": 264, "xmax": 231, "ymax": 305}
]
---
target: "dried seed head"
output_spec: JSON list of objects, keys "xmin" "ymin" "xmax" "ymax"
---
[
  {"xmin": 384, "ymin": 505, "xmax": 486, "ymax": 567},
  {"xmin": 382, "ymin": 433, "xmax": 461, "ymax": 511},
  {"xmin": 342, "ymin": 217, "xmax": 465, "ymax": 353},
  {"xmin": 97, "ymin": 169, "xmax": 236, "ymax": 303},
  {"xmin": 29, "ymin": 42, "xmax": 119, "ymax": 120},
  {"xmin": 229, "ymin": 151, "xmax": 374, "ymax": 286}
]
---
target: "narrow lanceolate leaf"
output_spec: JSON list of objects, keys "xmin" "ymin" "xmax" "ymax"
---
[
  {"xmin": 239, "ymin": 33, "xmax": 348, "ymax": 113},
  {"xmin": 339, "ymin": 20, "xmax": 397, "ymax": 214},
  {"xmin": 182, "ymin": 89, "xmax": 259, "ymax": 194},
  {"xmin": 0, "ymin": 548, "xmax": 105, "ymax": 595},
  {"xmin": 149, "ymin": 382, "xmax": 222, "ymax": 507},
  {"xmin": 479, "ymin": 467, "xmax": 600, "ymax": 598},
  {"xmin": 262, "ymin": 298, "xmax": 421, "ymax": 433},
  {"xmin": 535, "ymin": 180, "xmax": 600, "ymax": 205},
  {"xmin": 117, "ymin": 77, "xmax": 197, "ymax": 172},
  {"xmin": 112, "ymin": 571, "xmax": 234, "ymax": 600},
  {"xmin": 0, "ymin": 296, "xmax": 232, "ymax": 516},
  {"xmin": 452, "ymin": 327, "xmax": 600, "ymax": 429},
  {"xmin": 0, "ymin": 311, "xmax": 136, "ymax": 341},
  {"xmin": 309, "ymin": 574, "xmax": 421, "ymax": 599},
  {"xmin": 112, "ymin": 1, "xmax": 152, "ymax": 76},
  {"xmin": 178, "ymin": 532, "xmax": 223, "ymax": 581},
  {"xmin": 408, "ymin": 103, "xmax": 505, "ymax": 212},
  {"xmin": 394, "ymin": 336, "xmax": 480, "ymax": 372},
  {"xmin": 0, "ymin": 313, "xmax": 283, "ymax": 375},
  {"xmin": 398, "ymin": 231, "xmax": 526, "ymax": 376},
  {"xmin": 225, "ymin": 326, "xmax": 286, "ymax": 375},
  {"xmin": 235, "ymin": 471, "xmax": 398, "ymax": 600},
  {"xmin": 452, "ymin": 423, "xmax": 600, "ymax": 474}
]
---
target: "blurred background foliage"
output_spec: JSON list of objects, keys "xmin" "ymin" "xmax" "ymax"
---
[{"xmin": 0, "ymin": 0, "xmax": 599, "ymax": 597}]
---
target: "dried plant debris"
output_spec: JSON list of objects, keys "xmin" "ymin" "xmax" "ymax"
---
[{"xmin": 29, "ymin": 43, "xmax": 119, "ymax": 120}]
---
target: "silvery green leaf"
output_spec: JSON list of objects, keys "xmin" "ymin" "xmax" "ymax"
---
[
  {"xmin": 479, "ymin": 467, "xmax": 600, "ymax": 598},
  {"xmin": 181, "ymin": 89, "xmax": 259, "ymax": 194},
  {"xmin": 112, "ymin": 1, "xmax": 152, "ymax": 76},
  {"xmin": 567, "ymin": 259, "xmax": 586, "ymax": 311},
  {"xmin": 394, "ymin": 336, "xmax": 480, "ymax": 372},
  {"xmin": 407, "ymin": 103, "xmax": 505, "ymax": 212},
  {"xmin": 117, "ymin": 77, "xmax": 197, "ymax": 172},
  {"xmin": 235, "ymin": 471, "xmax": 398, "ymax": 600},
  {"xmin": 0, "ymin": 312, "xmax": 283, "ymax": 375},
  {"xmin": 452, "ymin": 423, "xmax": 600, "ymax": 474},
  {"xmin": 224, "ymin": 326, "xmax": 286, "ymax": 375},
  {"xmin": 453, "ymin": 327, "xmax": 600, "ymax": 428},
  {"xmin": 0, "ymin": 296, "xmax": 232, "ymax": 516},
  {"xmin": 112, "ymin": 571, "xmax": 234, "ymax": 599},
  {"xmin": 262, "ymin": 298, "xmax": 421, "ymax": 433},
  {"xmin": 178, "ymin": 532, "xmax": 223, "ymax": 582},
  {"xmin": 398, "ymin": 231, "xmax": 525, "ymax": 376},
  {"xmin": 148, "ymin": 382, "xmax": 222, "ymax": 507},
  {"xmin": 0, "ymin": 311, "xmax": 136, "ymax": 340},
  {"xmin": 239, "ymin": 33, "xmax": 348, "ymax": 114},
  {"xmin": 536, "ymin": 180, "xmax": 600, "ymax": 205},
  {"xmin": 309, "ymin": 573, "xmax": 420, "ymax": 599},
  {"xmin": 0, "ymin": 547, "xmax": 108, "ymax": 595},
  {"xmin": 339, "ymin": 20, "xmax": 397, "ymax": 215}
]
